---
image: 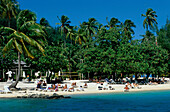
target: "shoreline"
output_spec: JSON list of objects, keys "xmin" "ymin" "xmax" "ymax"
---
[{"xmin": 0, "ymin": 83, "xmax": 170, "ymax": 98}]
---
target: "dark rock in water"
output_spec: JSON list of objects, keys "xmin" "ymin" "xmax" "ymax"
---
[
  {"xmin": 46, "ymin": 95, "xmax": 68, "ymax": 99},
  {"xmin": 45, "ymin": 95, "xmax": 49, "ymax": 99},
  {"xmin": 17, "ymin": 96, "xmax": 22, "ymax": 98},
  {"xmin": 47, "ymin": 96, "xmax": 59, "ymax": 99},
  {"xmin": 64, "ymin": 96, "xmax": 71, "ymax": 98},
  {"xmin": 29, "ymin": 94, "xmax": 39, "ymax": 98},
  {"xmin": 59, "ymin": 95, "xmax": 64, "ymax": 98},
  {"xmin": 39, "ymin": 94, "xmax": 46, "ymax": 98},
  {"xmin": 16, "ymin": 93, "xmax": 71, "ymax": 99},
  {"xmin": 22, "ymin": 96, "xmax": 28, "ymax": 98}
]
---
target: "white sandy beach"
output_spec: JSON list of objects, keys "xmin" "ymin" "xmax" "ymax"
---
[{"xmin": 0, "ymin": 80, "xmax": 170, "ymax": 98}]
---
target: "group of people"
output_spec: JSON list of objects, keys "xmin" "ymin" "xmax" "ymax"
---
[
  {"xmin": 124, "ymin": 82, "xmax": 142, "ymax": 92},
  {"xmin": 36, "ymin": 80, "xmax": 47, "ymax": 89},
  {"xmin": 36, "ymin": 80, "xmax": 87, "ymax": 92},
  {"xmin": 61, "ymin": 82, "xmax": 87, "ymax": 92}
]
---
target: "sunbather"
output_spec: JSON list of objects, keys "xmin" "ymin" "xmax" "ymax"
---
[
  {"xmin": 124, "ymin": 85, "xmax": 129, "ymax": 92},
  {"xmin": 43, "ymin": 81, "xmax": 47, "ymax": 86},
  {"xmin": 37, "ymin": 81, "xmax": 42, "ymax": 88},
  {"xmin": 84, "ymin": 83, "xmax": 88, "ymax": 88},
  {"xmin": 62, "ymin": 84, "xmax": 68, "ymax": 91},
  {"xmin": 68, "ymin": 85, "xmax": 74, "ymax": 92}
]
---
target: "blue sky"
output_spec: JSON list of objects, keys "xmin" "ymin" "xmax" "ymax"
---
[{"xmin": 18, "ymin": 0, "xmax": 170, "ymax": 40}]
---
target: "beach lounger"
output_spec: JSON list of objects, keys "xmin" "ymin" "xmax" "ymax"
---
[
  {"xmin": 105, "ymin": 78, "xmax": 111, "ymax": 84},
  {"xmin": 105, "ymin": 78, "xmax": 116, "ymax": 84}
]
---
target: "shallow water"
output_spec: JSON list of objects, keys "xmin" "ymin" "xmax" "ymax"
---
[{"xmin": 0, "ymin": 90, "xmax": 170, "ymax": 112}]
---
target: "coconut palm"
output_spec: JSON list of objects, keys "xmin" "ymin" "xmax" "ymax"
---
[
  {"xmin": 65, "ymin": 26, "xmax": 76, "ymax": 44},
  {"xmin": 1, "ymin": 10, "xmax": 46, "ymax": 88},
  {"xmin": 39, "ymin": 17, "xmax": 50, "ymax": 44},
  {"xmin": 105, "ymin": 17, "xmax": 120, "ymax": 29},
  {"xmin": 121, "ymin": 19, "xmax": 136, "ymax": 39},
  {"xmin": 40, "ymin": 17, "xmax": 50, "ymax": 27},
  {"xmin": 81, "ymin": 18, "xmax": 98, "ymax": 39},
  {"xmin": 95, "ymin": 24, "xmax": 107, "ymax": 40},
  {"xmin": 56, "ymin": 15, "xmax": 71, "ymax": 46},
  {"xmin": 0, "ymin": 0, "xmax": 19, "ymax": 27},
  {"xmin": 75, "ymin": 28, "xmax": 87, "ymax": 45},
  {"xmin": 141, "ymin": 8, "xmax": 158, "ymax": 31}
]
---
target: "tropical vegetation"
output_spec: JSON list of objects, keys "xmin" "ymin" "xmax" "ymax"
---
[{"xmin": 0, "ymin": 0, "xmax": 169, "ymax": 88}]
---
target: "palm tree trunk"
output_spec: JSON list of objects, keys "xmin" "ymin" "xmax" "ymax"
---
[
  {"xmin": 69, "ymin": 62, "xmax": 71, "ymax": 79},
  {"xmin": 9, "ymin": 52, "xmax": 21, "ymax": 89}
]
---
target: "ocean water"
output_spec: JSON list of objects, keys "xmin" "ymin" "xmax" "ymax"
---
[{"xmin": 0, "ymin": 90, "xmax": 170, "ymax": 112}]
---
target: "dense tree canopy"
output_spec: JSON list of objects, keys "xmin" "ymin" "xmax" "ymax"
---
[{"xmin": 0, "ymin": 1, "xmax": 169, "ymax": 85}]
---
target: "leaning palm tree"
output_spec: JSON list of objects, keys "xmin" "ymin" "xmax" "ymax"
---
[
  {"xmin": 1, "ymin": 10, "xmax": 46, "ymax": 89},
  {"xmin": 141, "ymin": 8, "xmax": 158, "ymax": 31},
  {"xmin": 0, "ymin": 0, "xmax": 19, "ymax": 27}
]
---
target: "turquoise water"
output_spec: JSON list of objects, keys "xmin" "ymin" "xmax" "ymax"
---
[{"xmin": 0, "ymin": 90, "xmax": 170, "ymax": 112}]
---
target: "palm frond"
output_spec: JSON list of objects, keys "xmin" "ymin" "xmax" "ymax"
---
[
  {"xmin": 2, "ymin": 38, "xmax": 14, "ymax": 53},
  {"xmin": 20, "ymin": 39, "xmax": 34, "ymax": 59},
  {"xmin": 14, "ymin": 39, "xmax": 23, "ymax": 53}
]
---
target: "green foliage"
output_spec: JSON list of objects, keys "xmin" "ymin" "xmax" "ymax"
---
[
  {"xmin": 1, "ymin": 10, "xmax": 46, "ymax": 59},
  {"xmin": 142, "ymin": 8, "xmax": 158, "ymax": 31},
  {"xmin": 0, "ymin": 47, "xmax": 17, "ymax": 69},
  {"xmin": 0, "ymin": 0, "xmax": 169, "ymax": 80},
  {"xmin": 158, "ymin": 19, "xmax": 170, "ymax": 52}
]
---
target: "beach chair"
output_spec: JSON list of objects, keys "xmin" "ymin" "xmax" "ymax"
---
[
  {"xmin": 110, "ymin": 79, "xmax": 116, "ymax": 84},
  {"xmin": 105, "ymin": 78, "xmax": 111, "ymax": 84}
]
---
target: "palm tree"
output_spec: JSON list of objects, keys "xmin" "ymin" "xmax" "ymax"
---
[
  {"xmin": 95, "ymin": 24, "xmax": 107, "ymax": 41},
  {"xmin": 105, "ymin": 17, "xmax": 120, "ymax": 29},
  {"xmin": 81, "ymin": 18, "xmax": 98, "ymax": 39},
  {"xmin": 121, "ymin": 19, "xmax": 136, "ymax": 39},
  {"xmin": 141, "ymin": 8, "xmax": 158, "ymax": 31},
  {"xmin": 75, "ymin": 28, "xmax": 87, "ymax": 45},
  {"xmin": 0, "ymin": 0, "xmax": 19, "ymax": 27},
  {"xmin": 56, "ymin": 15, "xmax": 71, "ymax": 47},
  {"xmin": 66, "ymin": 26, "xmax": 76, "ymax": 44},
  {"xmin": 1, "ymin": 10, "xmax": 46, "ymax": 89},
  {"xmin": 40, "ymin": 17, "xmax": 50, "ymax": 27}
]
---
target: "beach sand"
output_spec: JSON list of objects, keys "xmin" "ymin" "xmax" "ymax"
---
[{"xmin": 0, "ymin": 80, "xmax": 170, "ymax": 98}]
